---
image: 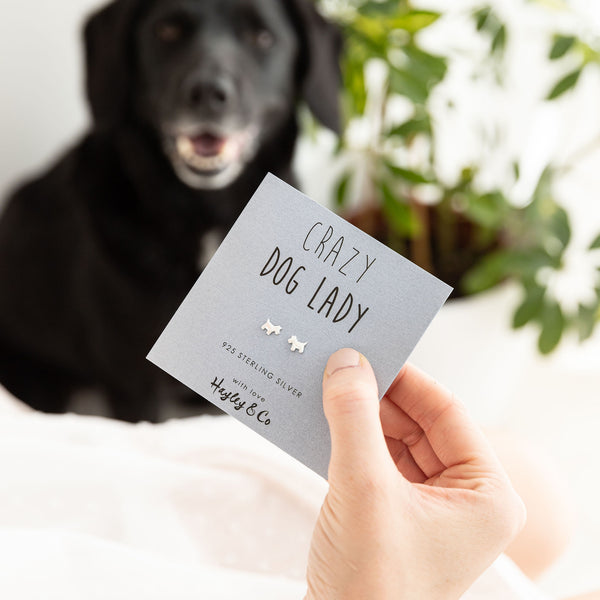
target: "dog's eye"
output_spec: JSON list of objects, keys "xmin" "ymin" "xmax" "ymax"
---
[
  {"xmin": 155, "ymin": 20, "xmax": 184, "ymax": 43},
  {"xmin": 249, "ymin": 29, "xmax": 275, "ymax": 50}
]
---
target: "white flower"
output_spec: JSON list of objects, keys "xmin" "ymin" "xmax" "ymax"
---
[{"xmin": 539, "ymin": 245, "xmax": 600, "ymax": 313}]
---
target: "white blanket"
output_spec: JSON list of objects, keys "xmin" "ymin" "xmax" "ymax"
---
[{"xmin": 0, "ymin": 387, "xmax": 548, "ymax": 599}]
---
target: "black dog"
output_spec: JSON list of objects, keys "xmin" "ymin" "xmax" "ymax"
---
[{"xmin": 0, "ymin": 0, "xmax": 341, "ymax": 422}]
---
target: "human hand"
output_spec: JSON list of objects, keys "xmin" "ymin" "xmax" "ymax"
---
[{"xmin": 305, "ymin": 349, "xmax": 526, "ymax": 600}]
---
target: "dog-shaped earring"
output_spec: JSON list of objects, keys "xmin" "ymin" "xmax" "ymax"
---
[
  {"xmin": 261, "ymin": 319, "xmax": 282, "ymax": 336},
  {"xmin": 288, "ymin": 335, "xmax": 307, "ymax": 354}
]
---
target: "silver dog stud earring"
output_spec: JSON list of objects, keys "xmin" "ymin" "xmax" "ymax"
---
[
  {"xmin": 261, "ymin": 319, "xmax": 282, "ymax": 336},
  {"xmin": 288, "ymin": 335, "xmax": 307, "ymax": 354}
]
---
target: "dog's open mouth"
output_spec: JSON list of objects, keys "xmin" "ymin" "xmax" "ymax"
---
[
  {"xmin": 174, "ymin": 129, "xmax": 254, "ymax": 175},
  {"xmin": 166, "ymin": 125, "xmax": 259, "ymax": 189}
]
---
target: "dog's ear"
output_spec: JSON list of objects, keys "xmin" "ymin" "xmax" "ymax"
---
[
  {"xmin": 290, "ymin": 0, "xmax": 344, "ymax": 135},
  {"xmin": 83, "ymin": 0, "xmax": 138, "ymax": 129}
]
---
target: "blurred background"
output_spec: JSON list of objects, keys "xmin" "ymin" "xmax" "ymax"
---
[{"xmin": 1, "ymin": 0, "xmax": 599, "ymax": 597}]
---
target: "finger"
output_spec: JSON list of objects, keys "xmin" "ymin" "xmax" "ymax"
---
[
  {"xmin": 380, "ymin": 396, "xmax": 446, "ymax": 479},
  {"xmin": 385, "ymin": 364, "xmax": 499, "ymax": 472},
  {"xmin": 322, "ymin": 349, "xmax": 394, "ymax": 482},
  {"xmin": 385, "ymin": 436, "xmax": 427, "ymax": 483}
]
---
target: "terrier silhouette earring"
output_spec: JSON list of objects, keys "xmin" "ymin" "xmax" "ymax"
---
[
  {"xmin": 261, "ymin": 319, "xmax": 282, "ymax": 336},
  {"xmin": 288, "ymin": 335, "xmax": 307, "ymax": 354}
]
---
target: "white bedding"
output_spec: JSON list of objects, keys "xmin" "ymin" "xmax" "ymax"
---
[{"xmin": 0, "ymin": 386, "xmax": 549, "ymax": 599}]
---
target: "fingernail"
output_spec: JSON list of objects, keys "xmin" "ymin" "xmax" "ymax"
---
[{"xmin": 325, "ymin": 348, "xmax": 361, "ymax": 377}]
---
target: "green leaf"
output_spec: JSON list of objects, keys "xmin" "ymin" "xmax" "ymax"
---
[
  {"xmin": 386, "ymin": 114, "xmax": 432, "ymax": 138},
  {"xmin": 334, "ymin": 171, "xmax": 352, "ymax": 208},
  {"xmin": 527, "ymin": 166, "xmax": 554, "ymax": 211},
  {"xmin": 473, "ymin": 6, "xmax": 492, "ymax": 31},
  {"xmin": 472, "ymin": 5, "xmax": 506, "ymax": 56},
  {"xmin": 402, "ymin": 45, "xmax": 448, "ymax": 85},
  {"xmin": 357, "ymin": 0, "xmax": 409, "ymax": 17},
  {"xmin": 387, "ymin": 45, "xmax": 447, "ymax": 104},
  {"xmin": 525, "ymin": 168, "xmax": 571, "ymax": 251},
  {"xmin": 389, "ymin": 67, "xmax": 429, "ymax": 104},
  {"xmin": 549, "ymin": 206, "xmax": 571, "ymax": 248},
  {"xmin": 384, "ymin": 162, "xmax": 432, "ymax": 184},
  {"xmin": 538, "ymin": 300, "xmax": 565, "ymax": 354},
  {"xmin": 546, "ymin": 69, "xmax": 582, "ymax": 100},
  {"xmin": 351, "ymin": 18, "xmax": 389, "ymax": 51},
  {"xmin": 355, "ymin": 0, "xmax": 440, "ymax": 31},
  {"xmin": 577, "ymin": 301, "xmax": 599, "ymax": 342},
  {"xmin": 380, "ymin": 182, "xmax": 421, "ymax": 237},
  {"xmin": 464, "ymin": 191, "xmax": 510, "ymax": 229},
  {"xmin": 589, "ymin": 232, "xmax": 600, "ymax": 250},
  {"xmin": 461, "ymin": 249, "xmax": 556, "ymax": 295},
  {"xmin": 512, "ymin": 284, "xmax": 545, "ymax": 329},
  {"xmin": 386, "ymin": 12, "xmax": 440, "ymax": 34},
  {"xmin": 549, "ymin": 35, "xmax": 576, "ymax": 60},
  {"xmin": 491, "ymin": 24, "xmax": 507, "ymax": 55},
  {"xmin": 342, "ymin": 49, "xmax": 368, "ymax": 114},
  {"xmin": 461, "ymin": 251, "xmax": 513, "ymax": 294},
  {"xmin": 512, "ymin": 161, "xmax": 520, "ymax": 180},
  {"xmin": 351, "ymin": 12, "xmax": 440, "ymax": 50}
]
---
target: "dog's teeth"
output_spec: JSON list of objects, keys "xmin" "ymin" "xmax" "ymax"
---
[
  {"xmin": 188, "ymin": 153, "xmax": 227, "ymax": 171},
  {"xmin": 176, "ymin": 136, "xmax": 195, "ymax": 160},
  {"xmin": 221, "ymin": 139, "xmax": 235, "ymax": 160}
]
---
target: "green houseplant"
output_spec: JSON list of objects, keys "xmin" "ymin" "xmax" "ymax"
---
[{"xmin": 314, "ymin": 0, "xmax": 600, "ymax": 354}]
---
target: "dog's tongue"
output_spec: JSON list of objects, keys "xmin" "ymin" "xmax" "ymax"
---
[{"xmin": 191, "ymin": 133, "xmax": 226, "ymax": 157}]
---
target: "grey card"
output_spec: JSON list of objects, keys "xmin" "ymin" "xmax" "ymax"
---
[{"xmin": 148, "ymin": 173, "xmax": 452, "ymax": 478}]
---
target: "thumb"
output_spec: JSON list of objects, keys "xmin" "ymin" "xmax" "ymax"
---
[{"xmin": 323, "ymin": 349, "xmax": 393, "ymax": 481}]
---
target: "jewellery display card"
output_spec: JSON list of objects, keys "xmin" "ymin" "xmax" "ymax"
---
[{"xmin": 147, "ymin": 173, "xmax": 452, "ymax": 478}]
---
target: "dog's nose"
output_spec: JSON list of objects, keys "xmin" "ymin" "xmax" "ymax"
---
[{"xmin": 187, "ymin": 76, "xmax": 234, "ymax": 114}]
